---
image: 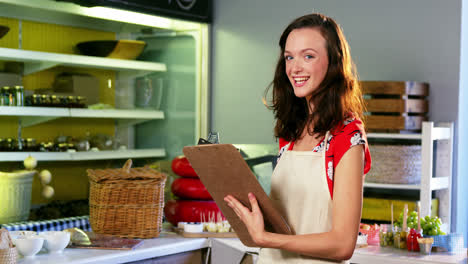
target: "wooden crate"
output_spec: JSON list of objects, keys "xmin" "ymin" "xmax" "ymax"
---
[
  {"xmin": 365, "ymin": 115, "xmax": 427, "ymax": 131},
  {"xmin": 361, "ymin": 81, "xmax": 429, "ymax": 97},
  {"xmin": 365, "ymin": 98, "xmax": 428, "ymax": 113},
  {"xmin": 361, "ymin": 81, "xmax": 429, "ymax": 132},
  {"xmin": 362, "ymin": 197, "xmax": 438, "ymax": 222}
]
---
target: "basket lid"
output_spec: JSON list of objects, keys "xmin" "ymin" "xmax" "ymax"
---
[{"xmin": 87, "ymin": 159, "xmax": 165, "ymax": 183}]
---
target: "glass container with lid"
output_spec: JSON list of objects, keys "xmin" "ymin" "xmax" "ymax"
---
[{"xmin": 379, "ymin": 224, "xmax": 394, "ymax": 247}]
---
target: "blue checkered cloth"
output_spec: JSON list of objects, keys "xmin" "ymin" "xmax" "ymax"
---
[
  {"xmin": 0, "ymin": 215, "xmax": 91, "ymax": 232},
  {"xmin": 429, "ymin": 233, "xmax": 465, "ymax": 252}
]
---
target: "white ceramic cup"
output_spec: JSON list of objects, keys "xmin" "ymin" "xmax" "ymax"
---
[
  {"xmin": 39, "ymin": 231, "xmax": 71, "ymax": 253},
  {"xmin": 12, "ymin": 236, "xmax": 44, "ymax": 257}
]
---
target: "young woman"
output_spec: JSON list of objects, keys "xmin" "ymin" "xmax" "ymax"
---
[{"xmin": 224, "ymin": 13, "xmax": 372, "ymax": 263}]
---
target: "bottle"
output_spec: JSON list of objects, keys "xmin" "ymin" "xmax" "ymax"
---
[
  {"xmin": 2, "ymin": 86, "xmax": 11, "ymax": 106},
  {"xmin": 407, "ymin": 228, "xmax": 422, "ymax": 251},
  {"xmin": 0, "ymin": 87, "xmax": 5, "ymax": 106},
  {"xmin": 6, "ymin": 86, "xmax": 16, "ymax": 106},
  {"xmin": 14, "ymin": 85, "xmax": 24, "ymax": 106}
]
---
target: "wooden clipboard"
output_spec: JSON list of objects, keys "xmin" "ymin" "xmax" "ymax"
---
[{"xmin": 183, "ymin": 144, "xmax": 292, "ymax": 247}]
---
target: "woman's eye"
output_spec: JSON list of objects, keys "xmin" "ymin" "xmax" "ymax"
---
[
  {"xmin": 305, "ymin": 55, "xmax": 315, "ymax": 59},
  {"xmin": 284, "ymin": 55, "xmax": 293, "ymax": 61}
]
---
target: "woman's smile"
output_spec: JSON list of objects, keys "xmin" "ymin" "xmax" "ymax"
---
[{"xmin": 292, "ymin": 76, "xmax": 310, "ymax": 87}]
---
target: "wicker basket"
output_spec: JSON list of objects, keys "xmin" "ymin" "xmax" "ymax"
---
[
  {"xmin": 87, "ymin": 159, "xmax": 167, "ymax": 238},
  {"xmin": 365, "ymin": 145, "xmax": 421, "ymax": 184},
  {"xmin": 0, "ymin": 247, "xmax": 17, "ymax": 264}
]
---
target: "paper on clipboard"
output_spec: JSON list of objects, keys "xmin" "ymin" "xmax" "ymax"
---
[{"xmin": 183, "ymin": 144, "xmax": 293, "ymax": 247}]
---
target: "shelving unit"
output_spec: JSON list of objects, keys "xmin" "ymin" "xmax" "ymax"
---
[
  {"xmin": 365, "ymin": 121, "xmax": 454, "ymax": 231},
  {"xmin": 0, "ymin": 148, "xmax": 165, "ymax": 161},
  {"xmin": 0, "ymin": 106, "xmax": 165, "ymax": 127},
  {"xmin": 0, "ymin": 47, "xmax": 166, "ymax": 78},
  {"xmin": 0, "ymin": 11, "xmax": 170, "ymax": 163}
]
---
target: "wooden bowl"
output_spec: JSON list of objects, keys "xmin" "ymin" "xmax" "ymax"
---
[
  {"xmin": 76, "ymin": 40, "xmax": 146, "ymax": 60},
  {"xmin": 0, "ymin": 25, "xmax": 10, "ymax": 39}
]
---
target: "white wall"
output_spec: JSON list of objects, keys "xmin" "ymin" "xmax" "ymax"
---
[
  {"xmin": 211, "ymin": 0, "xmax": 466, "ymax": 242},
  {"xmin": 211, "ymin": 0, "xmax": 461, "ymax": 144}
]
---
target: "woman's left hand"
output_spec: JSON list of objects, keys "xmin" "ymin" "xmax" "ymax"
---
[{"xmin": 224, "ymin": 192, "xmax": 266, "ymax": 245}]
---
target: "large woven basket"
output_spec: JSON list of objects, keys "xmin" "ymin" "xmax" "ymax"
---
[
  {"xmin": 87, "ymin": 159, "xmax": 167, "ymax": 238},
  {"xmin": 365, "ymin": 145, "xmax": 421, "ymax": 184}
]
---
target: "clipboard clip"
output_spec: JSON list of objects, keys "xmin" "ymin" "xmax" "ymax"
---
[{"xmin": 197, "ymin": 132, "xmax": 220, "ymax": 145}]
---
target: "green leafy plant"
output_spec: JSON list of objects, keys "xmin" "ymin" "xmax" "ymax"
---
[{"xmin": 394, "ymin": 210, "xmax": 446, "ymax": 236}]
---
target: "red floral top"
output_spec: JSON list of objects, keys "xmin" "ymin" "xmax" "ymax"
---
[{"xmin": 277, "ymin": 118, "xmax": 372, "ymax": 199}]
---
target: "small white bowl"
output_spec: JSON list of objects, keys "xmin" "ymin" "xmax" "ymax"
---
[
  {"xmin": 184, "ymin": 222, "xmax": 203, "ymax": 233},
  {"xmin": 9, "ymin": 230, "xmax": 37, "ymax": 239},
  {"xmin": 39, "ymin": 231, "xmax": 71, "ymax": 253},
  {"xmin": 12, "ymin": 236, "xmax": 44, "ymax": 257}
]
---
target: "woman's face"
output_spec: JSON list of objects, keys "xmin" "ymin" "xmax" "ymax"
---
[{"xmin": 284, "ymin": 27, "xmax": 329, "ymax": 101}]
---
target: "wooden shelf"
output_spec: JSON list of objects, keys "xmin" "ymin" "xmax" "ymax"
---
[
  {"xmin": 0, "ymin": 106, "xmax": 164, "ymax": 127},
  {"xmin": 0, "ymin": 148, "xmax": 165, "ymax": 161}
]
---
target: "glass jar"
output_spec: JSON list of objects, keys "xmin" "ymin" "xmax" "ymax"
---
[
  {"xmin": 56, "ymin": 143, "xmax": 68, "ymax": 152},
  {"xmin": 51, "ymin": 95, "xmax": 61, "ymax": 107},
  {"xmin": 3, "ymin": 86, "xmax": 13, "ymax": 106},
  {"xmin": 41, "ymin": 94, "xmax": 51, "ymax": 107},
  {"xmin": 67, "ymin": 96, "xmax": 77, "ymax": 108},
  {"xmin": 58, "ymin": 95, "xmax": 68, "ymax": 107},
  {"xmin": 4, "ymin": 138, "xmax": 16, "ymax": 151},
  {"xmin": 14, "ymin": 85, "xmax": 24, "ymax": 106},
  {"xmin": 379, "ymin": 224, "xmax": 394, "ymax": 247},
  {"xmin": 24, "ymin": 138, "xmax": 38, "ymax": 151},
  {"xmin": 393, "ymin": 226, "xmax": 409, "ymax": 249},
  {"xmin": 76, "ymin": 96, "xmax": 86, "ymax": 108},
  {"xmin": 32, "ymin": 94, "xmax": 42, "ymax": 106}
]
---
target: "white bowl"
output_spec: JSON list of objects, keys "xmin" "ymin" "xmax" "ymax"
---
[
  {"xmin": 39, "ymin": 231, "xmax": 70, "ymax": 253},
  {"xmin": 12, "ymin": 236, "xmax": 44, "ymax": 257},
  {"xmin": 9, "ymin": 230, "xmax": 37, "ymax": 239}
]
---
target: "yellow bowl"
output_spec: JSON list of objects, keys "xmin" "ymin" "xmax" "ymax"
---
[{"xmin": 76, "ymin": 40, "xmax": 146, "ymax": 60}]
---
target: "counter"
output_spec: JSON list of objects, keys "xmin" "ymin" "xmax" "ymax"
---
[
  {"xmin": 17, "ymin": 234, "xmax": 467, "ymax": 264},
  {"xmin": 17, "ymin": 233, "xmax": 208, "ymax": 264},
  {"xmin": 352, "ymin": 245, "xmax": 468, "ymax": 264}
]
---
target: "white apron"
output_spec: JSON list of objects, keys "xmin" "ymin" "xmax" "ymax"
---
[{"xmin": 257, "ymin": 132, "xmax": 348, "ymax": 264}]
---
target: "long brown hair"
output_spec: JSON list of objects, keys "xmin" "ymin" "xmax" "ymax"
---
[{"xmin": 264, "ymin": 13, "xmax": 364, "ymax": 141}]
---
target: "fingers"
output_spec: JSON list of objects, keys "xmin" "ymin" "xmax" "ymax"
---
[
  {"xmin": 224, "ymin": 195, "xmax": 249, "ymax": 216},
  {"xmin": 248, "ymin": 192, "xmax": 261, "ymax": 214}
]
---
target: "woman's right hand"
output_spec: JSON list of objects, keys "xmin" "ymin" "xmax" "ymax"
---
[{"xmin": 224, "ymin": 192, "xmax": 266, "ymax": 245}]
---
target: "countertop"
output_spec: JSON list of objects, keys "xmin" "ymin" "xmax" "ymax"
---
[
  {"xmin": 352, "ymin": 245, "xmax": 467, "ymax": 264},
  {"xmin": 17, "ymin": 233, "xmax": 208, "ymax": 264},
  {"xmin": 17, "ymin": 233, "xmax": 467, "ymax": 264}
]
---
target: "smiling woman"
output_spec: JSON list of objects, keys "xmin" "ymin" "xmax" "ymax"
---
[{"xmin": 224, "ymin": 13, "xmax": 371, "ymax": 264}]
